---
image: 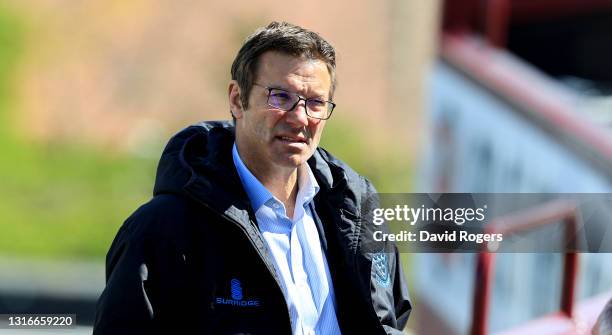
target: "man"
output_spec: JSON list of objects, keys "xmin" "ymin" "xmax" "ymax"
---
[{"xmin": 94, "ymin": 21, "xmax": 411, "ymax": 335}]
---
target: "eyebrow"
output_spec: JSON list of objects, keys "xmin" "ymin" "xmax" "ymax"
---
[{"xmin": 268, "ymin": 85, "xmax": 328, "ymax": 100}]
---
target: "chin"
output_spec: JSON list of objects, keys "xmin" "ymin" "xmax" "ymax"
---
[
  {"xmin": 279, "ymin": 157, "xmax": 305, "ymax": 168},
  {"xmin": 273, "ymin": 154, "xmax": 308, "ymax": 168},
  {"xmin": 271, "ymin": 147, "xmax": 315, "ymax": 167}
]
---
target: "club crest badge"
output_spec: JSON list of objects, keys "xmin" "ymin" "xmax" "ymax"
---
[{"xmin": 372, "ymin": 253, "xmax": 391, "ymax": 288}]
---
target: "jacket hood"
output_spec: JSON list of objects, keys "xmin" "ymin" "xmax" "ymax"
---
[
  {"xmin": 154, "ymin": 121, "xmax": 238, "ymax": 197},
  {"xmin": 153, "ymin": 121, "xmax": 366, "ymax": 217}
]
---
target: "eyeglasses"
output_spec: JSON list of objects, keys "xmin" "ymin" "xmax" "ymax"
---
[{"xmin": 253, "ymin": 83, "xmax": 335, "ymax": 120}]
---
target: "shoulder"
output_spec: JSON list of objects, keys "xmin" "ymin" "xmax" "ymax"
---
[
  {"xmin": 118, "ymin": 194, "xmax": 194, "ymax": 242},
  {"xmin": 103, "ymin": 194, "xmax": 198, "ymax": 276},
  {"xmin": 314, "ymin": 147, "xmax": 378, "ymax": 195}
]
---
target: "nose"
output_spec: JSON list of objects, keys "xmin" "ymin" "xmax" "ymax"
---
[{"xmin": 285, "ymin": 100, "xmax": 309, "ymax": 127}]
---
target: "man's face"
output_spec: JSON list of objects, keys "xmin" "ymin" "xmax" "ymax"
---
[{"xmin": 230, "ymin": 51, "xmax": 331, "ymax": 171}]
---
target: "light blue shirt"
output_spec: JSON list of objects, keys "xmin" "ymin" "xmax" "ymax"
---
[{"xmin": 232, "ymin": 144, "xmax": 341, "ymax": 335}]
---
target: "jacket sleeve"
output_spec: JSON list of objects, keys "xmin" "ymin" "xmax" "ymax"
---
[
  {"xmin": 93, "ymin": 218, "xmax": 156, "ymax": 335},
  {"xmin": 361, "ymin": 177, "xmax": 412, "ymax": 334},
  {"xmin": 381, "ymin": 246, "xmax": 412, "ymax": 334}
]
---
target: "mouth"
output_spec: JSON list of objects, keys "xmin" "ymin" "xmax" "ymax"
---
[{"xmin": 276, "ymin": 135, "xmax": 308, "ymax": 144}]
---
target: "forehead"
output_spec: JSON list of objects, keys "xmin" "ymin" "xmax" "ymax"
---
[{"xmin": 255, "ymin": 51, "xmax": 331, "ymax": 95}]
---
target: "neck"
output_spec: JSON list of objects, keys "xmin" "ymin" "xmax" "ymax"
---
[
  {"xmin": 259, "ymin": 168, "xmax": 298, "ymax": 204},
  {"xmin": 252, "ymin": 164, "xmax": 300, "ymax": 218},
  {"xmin": 236, "ymin": 143, "xmax": 300, "ymax": 217}
]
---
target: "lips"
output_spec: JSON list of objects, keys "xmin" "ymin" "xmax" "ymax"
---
[{"xmin": 276, "ymin": 135, "xmax": 308, "ymax": 143}]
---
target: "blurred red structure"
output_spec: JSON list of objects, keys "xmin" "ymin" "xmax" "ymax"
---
[
  {"xmin": 472, "ymin": 201, "xmax": 580, "ymax": 335},
  {"xmin": 443, "ymin": 0, "xmax": 612, "ymax": 47}
]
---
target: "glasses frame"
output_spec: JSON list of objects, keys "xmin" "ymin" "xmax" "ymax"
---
[{"xmin": 253, "ymin": 83, "xmax": 335, "ymax": 120}]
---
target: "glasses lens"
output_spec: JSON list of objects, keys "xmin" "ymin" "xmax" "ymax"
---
[
  {"xmin": 305, "ymin": 99, "xmax": 330, "ymax": 119},
  {"xmin": 268, "ymin": 89, "xmax": 297, "ymax": 110}
]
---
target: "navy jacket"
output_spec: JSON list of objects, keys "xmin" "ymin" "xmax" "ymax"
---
[{"xmin": 93, "ymin": 121, "xmax": 411, "ymax": 334}]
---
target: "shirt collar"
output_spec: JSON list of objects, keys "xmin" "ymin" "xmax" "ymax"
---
[
  {"xmin": 296, "ymin": 159, "xmax": 320, "ymax": 207},
  {"xmin": 232, "ymin": 143, "xmax": 320, "ymax": 212},
  {"xmin": 232, "ymin": 143, "xmax": 274, "ymax": 211}
]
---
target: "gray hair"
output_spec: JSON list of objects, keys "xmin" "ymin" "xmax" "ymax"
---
[{"xmin": 230, "ymin": 21, "xmax": 336, "ymax": 112}]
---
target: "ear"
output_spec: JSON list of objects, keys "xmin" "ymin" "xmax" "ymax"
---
[{"xmin": 228, "ymin": 80, "xmax": 245, "ymax": 119}]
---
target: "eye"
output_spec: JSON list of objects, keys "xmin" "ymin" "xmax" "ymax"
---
[
  {"xmin": 307, "ymin": 99, "xmax": 326, "ymax": 109},
  {"xmin": 270, "ymin": 90, "xmax": 291, "ymax": 101}
]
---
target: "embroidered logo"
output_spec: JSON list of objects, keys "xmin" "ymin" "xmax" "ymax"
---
[
  {"xmin": 230, "ymin": 278, "xmax": 243, "ymax": 300},
  {"xmin": 372, "ymin": 253, "xmax": 391, "ymax": 288},
  {"xmin": 215, "ymin": 278, "xmax": 261, "ymax": 307}
]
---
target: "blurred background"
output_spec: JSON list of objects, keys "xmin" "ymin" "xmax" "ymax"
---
[{"xmin": 1, "ymin": 0, "xmax": 612, "ymax": 334}]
